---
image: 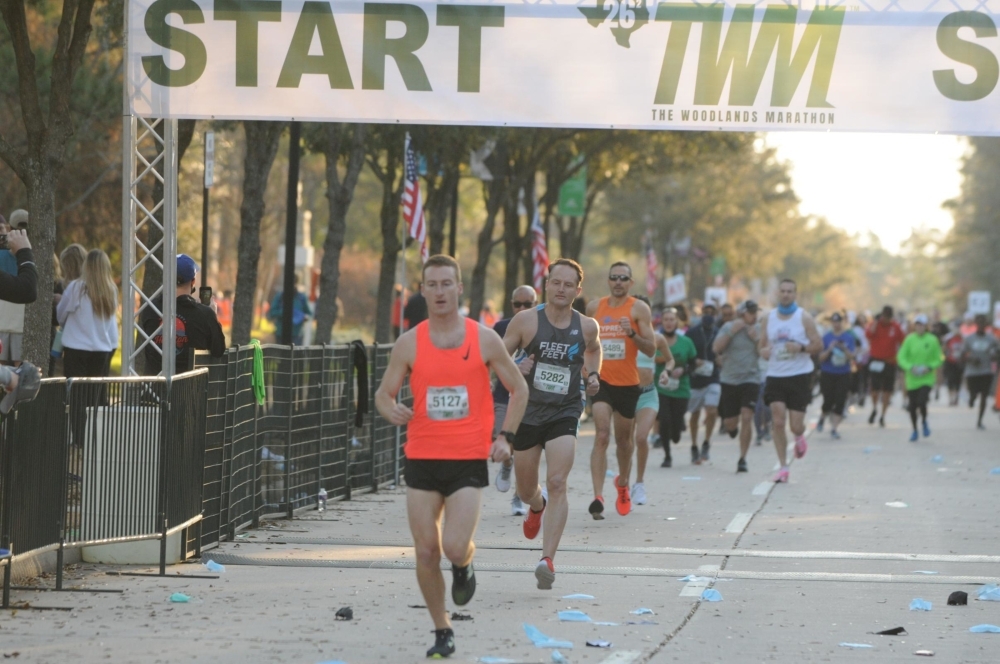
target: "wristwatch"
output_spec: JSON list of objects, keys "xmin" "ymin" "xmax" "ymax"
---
[
  {"xmin": 498, "ymin": 430, "xmax": 516, "ymax": 444},
  {"xmin": 627, "ymin": 329, "xmax": 636, "ymax": 338},
  {"xmin": 586, "ymin": 372, "xmax": 600, "ymax": 383}
]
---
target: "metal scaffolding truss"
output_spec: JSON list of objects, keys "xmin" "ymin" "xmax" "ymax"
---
[{"xmin": 120, "ymin": 116, "xmax": 177, "ymax": 378}]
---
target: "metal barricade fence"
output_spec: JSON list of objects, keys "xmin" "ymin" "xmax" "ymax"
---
[
  {"xmin": 1, "ymin": 342, "xmax": 407, "ymax": 592},
  {"xmin": 0, "ymin": 371, "xmax": 209, "ymax": 604}
]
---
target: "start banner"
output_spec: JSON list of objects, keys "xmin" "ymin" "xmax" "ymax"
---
[{"xmin": 127, "ymin": 0, "xmax": 1000, "ymax": 134}]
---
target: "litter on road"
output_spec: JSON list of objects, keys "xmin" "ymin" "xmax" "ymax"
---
[
  {"xmin": 169, "ymin": 593, "xmax": 190, "ymax": 603},
  {"xmin": 630, "ymin": 608, "xmax": 655, "ymax": 615},
  {"xmin": 874, "ymin": 627, "xmax": 907, "ymax": 635},
  {"xmin": 969, "ymin": 624, "xmax": 1000, "ymax": 633},
  {"xmin": 558, "ymin": 610, "xmax": 592, "ymax": 622},
  {"xmin": 701, "ymin": 589, "xmax": 723, "ymax": 602},
  {"xmin": 909, "ymin": 599, "xmax": 932, "ymax": 611},
  {"xmin": 885, "ymin": 501, "xmax": 908, "ymax": 508},
  {"xmin": 976, "ymin": 585, "xmax": 1000, "ymax": 601},
  {"xmin": 586, "ymin": 640, "xmax": 612, "ymax": 648},
  {"xmin": 839, "ymin": 643, "xmax": 874, "ymax": 648},
  {"xmin": 947, "ymin": 591, "xmax": 969, "ymax": 606},
  {"xmin": 524, "ymin": 624, "xmax": 573, "ymax": 649},
  {"xmin": 335, "ymin": 607, "xmax": 353, "ymax": 620},
  {"xmin": 561, "ymin": 594, "xmax": 595, "ymax": 600}
]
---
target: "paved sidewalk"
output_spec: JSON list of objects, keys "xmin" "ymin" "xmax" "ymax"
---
[{"xmin": 5, "ymin": 397, "xmax": 1000, "ymax": 663}]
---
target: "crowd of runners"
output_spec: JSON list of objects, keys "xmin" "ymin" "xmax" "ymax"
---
[{"xmin": 374, "ymin": 255, "xmax": 1000, "ymax": 659}]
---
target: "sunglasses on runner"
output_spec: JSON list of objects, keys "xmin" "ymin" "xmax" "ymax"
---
[
  {"xmin": 511, "ymin": 300, "xmax": 534, "ymax": 309},
  {"xmin": 608, "ymin": 275, "xmax": 631, "ymax": 282}
]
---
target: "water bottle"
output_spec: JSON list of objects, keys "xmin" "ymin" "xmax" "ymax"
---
[{"xmin": 317, "ymin": 488, "xmax": 327, "ymax": 512}]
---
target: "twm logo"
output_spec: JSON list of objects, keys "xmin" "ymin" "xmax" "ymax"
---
[{"xmin": 581, "ymin": 2, "xmax": 845, "ymax": 108}]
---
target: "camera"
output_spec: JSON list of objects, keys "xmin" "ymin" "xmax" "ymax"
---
[
  {"xmin": 0, "ymin": 235, "xmax": 7, "ymax": 250},
  {"xmin": 199, "ymin": 286, "xmax": 213, "ymax": 307}
]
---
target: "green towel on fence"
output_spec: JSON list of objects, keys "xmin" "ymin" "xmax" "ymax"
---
[{"xmin": 251, "ymin": 339, "xmax": 266, "ymax": 405}]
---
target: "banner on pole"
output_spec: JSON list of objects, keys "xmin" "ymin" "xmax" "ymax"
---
[
  {"xmin": 664, "ymin": 274, "xmax": 686, "ymax": 305},
  {"xmin": 127, "ymin": 1, "xmax": 1000, "ymax": 135},
  {"xmin": 968, "ymin": 290, "xmax": 991, "ymax": 315}
]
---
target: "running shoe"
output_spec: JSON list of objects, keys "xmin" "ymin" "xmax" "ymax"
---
[
  {"xmin": 831, "ymin": 430, "xmax": 841, "ymax": 440},
  {"xmin": 794, "ymin": 434, "xmax": 808, "ymax": 459},
  {"xmin": 737, "ymin": 458, "xmax": 748, "ymax": 473},
  {"xmin": 535, "ymin": 557, "xmax": 555, "ymax": 590},
  {"xmin": 978, "ymin": 422, "xmax": 986, "ymax": 430},
  {"xmin": 922, "ymin": 421, "xmax": 931, "ymax": 438},
  {"xmin": 690, "ymin": 445, "xmax": 701, "ymax": 465},
  {"xmin": 426, "ymin": 628, "xmax": 456, "ymax": 659},
  {"xmin": 700, "ymin": 441, "xmax": 711, "ymax": 462},
  {"xmin": 661, "ymin": 454, "xmax": 672, "ymax": 468},
  {"xmin": 816, "ymin": 418, "xmax": 824, "ymax": 432},
  {"xmin": 868, "ymin": 410, "xmax": 877, "ymax": 425},
  {"xmin": 909, "ymin": 430, "xmax": 919, "ymax": 442},
  {"xmin": 613, "ymin": 475, "xmax": 631, "ymax": 516},
  {"xmin": 773, "ymin": 467, "xmax": 790, "ymax": 483},
  {"xmin": 588, "ymin": 496, "xmax": 605, "ymax": 520},
  {"xmin": 523, "ymin": 497, "xmax": 546, "ymax": 540},
  {"xmin": 495, "ymin": 462, "xmax": 512, "ymax": 493},
  {"xmin": 632, "ymin": 482, "xmax": 647, "ymax": 505},
  {"xmin": 451, "ymin": 562, "xmax": 476, "ymax": 606},
  {"xmin": 511, "ymin": 494, "xmax": 527, "ymax": 516},
  {"xmin": 879, "ymin": 415, "xmax": 886, "ymax": 428},
  {"xmin": 650, "ymin": 433, "xmax": 663, "ymax": 449}
]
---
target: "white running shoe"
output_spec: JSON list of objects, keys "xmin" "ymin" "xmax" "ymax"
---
[
  {"xmin": 495, "ymin": 462, "xmax": 513, "ymax": 492},
  {"xmin": 511, "ymin": 495, "xmax": 528, "ymax": 516},
  {"xmin": 541, "ymin": 486, "xmax": 549, "ymax": 503},
  {"xmin": 632, "ymin": 482, "xmax": 647, "ymax": 505}
]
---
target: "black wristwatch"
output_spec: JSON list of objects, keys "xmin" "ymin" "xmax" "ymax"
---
[
  {"xmin": 498, "ymin": 430, "xmax": 516, "ymax": 444},
  {"xmin": 627, "ymin": 329, "xmax": 636, "ymax": 338}
]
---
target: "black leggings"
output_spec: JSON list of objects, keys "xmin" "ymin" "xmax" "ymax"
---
[
  {"xmin": 907, "ymin": 386, "xmax": 931, "ymax": 431},
  {"xmin": 657, "ymin": 393, "xmax": 689, "ymax": 458}
]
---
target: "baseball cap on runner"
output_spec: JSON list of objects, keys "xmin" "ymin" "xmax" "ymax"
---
[
  {"xmin": 913, "ymin": 314, "xmax": 929, "ymax": 325},
  {"xmin": 829, "ymin": 312, "xmax": 844, "ymax": 322},
  {"xmin": 0, "ymin": 362, "xmax": 42, "ymax": 415},
  {"xmin": 736, "ymin": 300, "xmax": 758, "ymax": 314}
]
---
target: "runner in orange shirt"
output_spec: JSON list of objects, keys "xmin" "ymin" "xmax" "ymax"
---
[
  {"xmin": 375, "ymin": 255, "xmax": 528, "ymax": 659},
  {"xmin": 585, "ymin": 262, "xmax": 655, "ymax": 518}
]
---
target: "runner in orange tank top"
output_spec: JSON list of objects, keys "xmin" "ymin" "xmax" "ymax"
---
[
  {"xmin": 375, "ymin": 255, "xmax": 528, "ymax": 660},
  {"xmin": 585, "ymin": 262, "xmax": 655, "ymax": 519}
]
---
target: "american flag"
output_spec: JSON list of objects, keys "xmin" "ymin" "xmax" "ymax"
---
[
  {"xmin": 530, "ymin": 204, "xmax": 549, "ymax": 293},
  {"xmin": 402, "ymin": 133, "xmax": 428, "ymax": 262},
  {"xmin": 644, "ymin": 232, "xmax": 658, "ymax": 296}
]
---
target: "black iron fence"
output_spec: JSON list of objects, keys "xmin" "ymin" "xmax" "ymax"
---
[{"xmin": 0, "ymin": 342, "xmax": 407, "ymax": 604}]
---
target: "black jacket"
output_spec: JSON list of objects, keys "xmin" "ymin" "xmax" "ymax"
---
[
  {"xmin": 140, "ymin": 294, "xmax": 226, "ymax": 375},
  {"xmin": 0, "ymin": 248, "xmax": 37, "ymax": 304}
]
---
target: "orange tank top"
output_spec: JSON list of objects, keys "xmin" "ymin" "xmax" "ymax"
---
[
  {"xmin": 406, "ymin": 318, "xmax": 494, "ymax": 460},
  {"xmin": 595, "ymin": 296, "xmax": 639, "ymax": 386}
]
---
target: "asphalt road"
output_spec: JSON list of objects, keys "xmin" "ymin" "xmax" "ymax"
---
[{"xmin": 5, "ymin": 394, "xmax": 1000, "ymax": 663}]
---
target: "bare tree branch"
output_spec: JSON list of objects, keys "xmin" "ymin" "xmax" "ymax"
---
[
  {"xmin": 57, "ymin": 158, "xmax": 118, "ymax": 217},
  {"xmin": 0, "ymin": 0, "xmax": 47, "ymax": 138},
  {"xmin": 0, "ymin": 132, "xmax": 26, "ymax": 179}
]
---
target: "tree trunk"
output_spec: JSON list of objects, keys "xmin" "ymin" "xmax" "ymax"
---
[
  {"xmin": 521, "ymin": 175, "xmax": 538, "ymax": 298},
  {"xmin": 469, "ymin": 139, "xmax": 508, "ymax": 321},
  {"xmin": 426, "ymin": 165, "xmax": 458, "ymax": 256},
  {"xmin": 502, "ymin": 192, "xmax": 522, "ymax": 319},
  {"xmin": 314, "ymin": 124, "xmax": 367, "ymax": 344},
  {"xmin": 373, "ymin": 144, "xmax": 404, "ymax": 343},
  {"xmin": 20, "ymin": 164, "xmax": 57, "ymax": 369},
  {"xmin": 231, "ymin": 121, "xmax": 285, "ymax": 346}
]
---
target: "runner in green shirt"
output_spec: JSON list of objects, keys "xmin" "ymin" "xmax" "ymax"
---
[
  {"xmin": 896, "ymin": 314, "xmax": 943, "ymax": 442},
  {"xmin": 655, "ymin": 307, "xmax": 697, "ymax": 467}
]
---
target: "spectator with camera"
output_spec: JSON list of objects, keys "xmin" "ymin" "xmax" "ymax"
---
[{"xmin": 0, "ymin": 212, "xmax": 40, "ymax": 412}]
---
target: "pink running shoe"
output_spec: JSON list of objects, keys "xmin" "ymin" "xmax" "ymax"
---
[
  {"xmin": 773, "ymin": 467, "xmax": 790, "ymax": 483},
  {"xmin": 794, "ymin": 435, "xmax": 808, "ymax": 459}
]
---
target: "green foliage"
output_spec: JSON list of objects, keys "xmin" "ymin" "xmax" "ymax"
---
[{"xmin": 945, "ymin": 138, "xmax": 1000, "ymax": 311}]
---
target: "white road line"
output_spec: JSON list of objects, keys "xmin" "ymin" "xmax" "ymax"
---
[
  {"xmin": 752, "ymin": 481, "xmax": 772, "ymax": 495},
  {"xmin": 725, "ymin": 512, "xmax": 754, "ymax": 534},
  {"xmin": 680, "ymin": 564, "xmax": 719, "ymax": 597},
  {"xmin": 599, "ymin": 651, "xmax": 642, "ymax": 664}
]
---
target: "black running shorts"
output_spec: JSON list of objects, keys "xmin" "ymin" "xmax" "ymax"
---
[
  {"xmin": 763, "ymin": 373, "xmax": 813, "ymax": 412},
  {"xmin": 592, "ymin": 380, "xmax": 642, "ymax": 419},
  {"xmin": 404, "ymin": 458, "xmax": 489, "ymax": 496},
  {"xmin": 967, "ymin": 374, "xmax": 993, "ymax": 397},
  {"xmin": 514, "ymin": 417, "xmax": 579, "ymax": 452},
  {"xmin": 718, "ymin": 382, "xmax": 760, "ymax": 420},
  {"xmin": 868, "ymin": 361, "xmax": 897, "ymax": 393}
]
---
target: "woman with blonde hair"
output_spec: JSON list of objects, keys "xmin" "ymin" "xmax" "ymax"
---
[
  {"xmin": 57, "ymin": 248, "xmax": 119, "ymax": 378},
  {"xmin": 59, "ymin": 243, "xmax": 86, "ymax": 284}
]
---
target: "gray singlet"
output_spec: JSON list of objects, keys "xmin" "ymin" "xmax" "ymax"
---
[{"xmin": 522, "ymin": 305, "xmax": 586, "ymax": 426}]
